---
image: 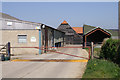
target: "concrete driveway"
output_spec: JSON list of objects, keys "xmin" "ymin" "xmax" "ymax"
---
[{"xmin": 2, "ymin": 45, "xmax": 88, "ymax": 78}]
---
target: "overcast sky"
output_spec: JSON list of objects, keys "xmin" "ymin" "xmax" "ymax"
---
[{"xmin": 2, "ymin": 2, "xmax": 118, "ymax": 29}]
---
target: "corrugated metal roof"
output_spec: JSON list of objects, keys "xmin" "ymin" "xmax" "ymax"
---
[
  {"xmin": 83, "ymin": 24, "xmax": 118, "ymax": 36},
  {"xmin": 84, "ymin": 27, "xmax": 112, "ymax": 36},
  {"xmin": 0, "ymin": 12, "xmax": 20, "ymax": 20},
  {"xmin": 1, "ymin": 18, "xmax": 42, "ymax": 30},
  {"xmin": 0, "ymin": 12, "xmax": 43, "ymax": 30},
  {"xmin": 0, "ymin": 13, "xmax": 68, "ymax": 33},
  {"xmin": 83, "ymin": 24, "xmax": 96, "ymax": 34}
]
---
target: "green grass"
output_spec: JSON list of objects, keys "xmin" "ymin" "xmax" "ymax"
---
[
  {"xmin": 84, "ymin": 48, "xmax": 101, "ymax": 57},
  {"xmin": 82, "ymin": 59, "xmax": 120, "ymax": 78},
  {"xmin": 84, "ymin": 48, "xmax": 89, "ymax": 52},
  {"xmin": 94, "ymin": 48, "xmax": 101, "ymax": 57}
]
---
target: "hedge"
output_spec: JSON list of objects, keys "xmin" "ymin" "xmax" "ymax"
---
[{"xmin": 100, "ymin": 39, "xmax": 120, "ymax": 64}]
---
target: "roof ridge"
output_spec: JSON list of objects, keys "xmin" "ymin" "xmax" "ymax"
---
[
  {"xmin": 84, "ymin": 27, "xmax": 112, "ymax": 35},
  {"xmin": 61, "ymin": 20, "xmax": 68, "ymax": 24}
]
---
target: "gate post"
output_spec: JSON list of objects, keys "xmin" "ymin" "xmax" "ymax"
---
[
  {"xmin": 6, "ymin": 42, "xmax": 11, "ymax": 60},
  {"xmin": 91, "ymin": 42, "xmax": 94, "ymax": 59},
  {"xmin": 39, "ymin": 29, "xmax": 41, "ymax": 54}
]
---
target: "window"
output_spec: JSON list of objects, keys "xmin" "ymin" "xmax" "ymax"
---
[
  {"xmin": 18, "ymin": 35, "xmax": 27, "ymax": 43},
  {"xmin": 7, "ymin": 22, "xmax": 12, "ymax": 26}
]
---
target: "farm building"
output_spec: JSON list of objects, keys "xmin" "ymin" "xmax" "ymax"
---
[
  {"xmin": 0, "ymin": 13, "xmax": 65, "ymax": 55},
  {"xmin": 57, "ymin": 20, "xmax": 83, "ymax": 44},
  {"xmin": 83, "ymin": 25, "xmax": 119, "ymax": 47},
  {"xmin": 41, "ymin": 25, "xmax": 65, "ymax": 53}
]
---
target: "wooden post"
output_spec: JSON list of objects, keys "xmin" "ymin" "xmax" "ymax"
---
[
  {"xmin": 45, "ymin": 27, "xmax": 48, "ymax": 53},
  {"xmin": 91, "ymin": 42, "xmax": 94, "ymax": 59},
  {"xmin": 39, "ymin": 29, "xmax": 41, "ymax": 54},
  {"xmin": 6, "ymin": 43, "xmax": 8, "ymax": 55},
  {"xmin": 85, "ymin": 36, "xmax": 87, "ymax": 47},
  {"xmin": 6, "ymin": 42, "xmax": 11, "ymax": 60},
  {"xmin": 63, "ymin": 34, "xmax": 64, "ymax": 47}
]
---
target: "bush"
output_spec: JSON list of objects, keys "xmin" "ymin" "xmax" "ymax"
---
[
  {"xmin": 116, "ymin": 43, "xmax": 120, "ymax": 65},
  {"xmin": 100, "ymin": 39, "xmax": 120, "ymax": 64}
]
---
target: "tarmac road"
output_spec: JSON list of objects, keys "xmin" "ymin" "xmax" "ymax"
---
[{"xmin": 2, "ymin": 45, "xmax": 88, "ymax": 78}]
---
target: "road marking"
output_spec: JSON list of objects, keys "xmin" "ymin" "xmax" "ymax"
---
[{"xmin": 11, "ymin": 59, "xmax": 88, "ymax": 62}]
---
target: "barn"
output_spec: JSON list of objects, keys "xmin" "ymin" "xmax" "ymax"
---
[
  {"xmin": 0, "ymin": 13, "xmax": 65, "ymax": 55},
  {"xmin": 57, "ymin": 20, "xmax": 83, "ymax": 44},
  {"xmin": 83, "ymin": 24, "xmax": 119, "ymax": 47},
  {"xmin": 41, "ymin": 25, "xmax": 65, "ymax": 53}
]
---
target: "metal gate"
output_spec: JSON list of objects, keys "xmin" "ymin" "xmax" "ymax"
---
[{"xmin": 40, "ymin": 46, "xmax": 91, "ymax": 60}]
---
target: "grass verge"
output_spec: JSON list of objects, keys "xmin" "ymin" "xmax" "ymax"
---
[
  {"xmin": 94, "ymin": 48, "xmax": 101, "ymax": 57},
  {"xmin": 84, "ymin": 48, "xmax": 101, "ymax": 57},
  {"xmin": 82, "ymin": 59, "xmax": 120, "ymax": 78}
]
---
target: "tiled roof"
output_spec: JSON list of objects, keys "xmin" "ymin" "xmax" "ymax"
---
[
  {"xmin": 72, "ymin": 27, "xmax": 83, "ymax": 34},
  {"xmin": 61, "ymin": 20, "xmax": 68, "ymax": 24}
]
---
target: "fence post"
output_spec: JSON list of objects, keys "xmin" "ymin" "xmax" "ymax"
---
[
  {"xmin": 6, "ymin": 42, "xmax": 11, "ymax": 60},
  {"xmin": 91, "ymin": 42, "xmax": 94, "ymax": 59}
]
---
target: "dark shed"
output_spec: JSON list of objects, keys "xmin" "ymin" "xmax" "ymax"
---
[
  {"xmin": 83, "ymin": 27, "xmax": 111, "ymax": 47},
  {"xmin": 57, "ymin": 20, "xmax": 82, "ymax": 44}
]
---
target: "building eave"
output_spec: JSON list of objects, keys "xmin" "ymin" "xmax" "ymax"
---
[{"xmin": 84, "ymin": 27, "xmax": 112, "ymax": 36}]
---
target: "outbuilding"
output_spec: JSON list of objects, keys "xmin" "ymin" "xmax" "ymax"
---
[
  {"xmin": 57, "ymin": 20, "xmax": 82, "ymax": 44},
  {"xmin": 83, "ymin": 26, "xmax": 111, "ymax": 47},
  {"xmin": 0, "ymin": 13, "xmax": 65, "ymax": 55}
]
